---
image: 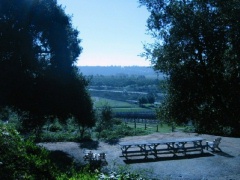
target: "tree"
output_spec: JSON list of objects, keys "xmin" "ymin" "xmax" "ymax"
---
[
  {"xmin": 95, "ymin": 104, "xmax": 113, "ymax": 139},
  {"xmin": 72, "ymin": 78, "xmax": 96, "ymax": 139},
  {"xmin": 147, "ymin": 93, "xmax": 155, "ymax": 104},
  {"xmin": 0, "ymin": 0, "xmax": 95, "ymax": 133},
  {"xmin": 139, "ymin": 0, "xmax": 240, "ymax": 136},
  {"xmin": 139, "ymin": 96, "xmax": 148, "ymax": 106}
]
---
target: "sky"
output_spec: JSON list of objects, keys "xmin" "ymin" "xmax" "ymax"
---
[{"xmin": 57, "ymin": 0, "xmax": 153, "ymax": 66}]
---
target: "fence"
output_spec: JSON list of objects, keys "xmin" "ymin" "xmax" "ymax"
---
[
  {"xmin": 121, "ymin": 118, "xmax": 161, "ymax": 132},
  {"xmin": 122, "ymin": 118, "xmax": 159, "ymax": 124}
]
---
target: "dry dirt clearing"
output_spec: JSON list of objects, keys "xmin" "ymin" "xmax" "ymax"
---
[{"xmin": 39, "ymin": 132, "xmax": 240, "ymax": 180}]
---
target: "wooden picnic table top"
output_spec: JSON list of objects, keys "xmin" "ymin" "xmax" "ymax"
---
[{"xmin": 119, "ymin": 137, "xmax": 205, "ymax": 147}]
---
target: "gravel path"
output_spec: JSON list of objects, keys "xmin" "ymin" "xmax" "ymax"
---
[{"xmin": 39, "ymin": 132, "xmax": 240, "ymax": 180}]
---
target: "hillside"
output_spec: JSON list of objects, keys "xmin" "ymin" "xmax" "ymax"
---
[{"xmin": 78, "ymin": 66, "xmax": 164, "ymax": 79}]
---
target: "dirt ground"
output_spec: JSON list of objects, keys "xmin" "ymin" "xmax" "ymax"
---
[{"xmin": 39, "ymin": 132, "xmax": 240, "ymax": 180}]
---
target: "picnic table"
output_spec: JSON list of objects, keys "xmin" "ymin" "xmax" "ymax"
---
[{"xmin": 119, "ymin": 137, "xmax": 205, "ymax": 160}]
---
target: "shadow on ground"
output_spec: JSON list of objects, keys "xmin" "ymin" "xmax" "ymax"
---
[
  {"xmin": 105, "ymin": 138, "xmax": 120, "ymax": 145},
  {"xmin": 80, "ymin": 140, "xmax": 99, "ymax": 150},
  {"xmin": 214, "ymin": 151, "xmax": 235, "ymax": 158},
  {"xmin": 48, "ymin": 150, "xmax": 76, "ymax": 171},
  {"xmin": 123, "ymin": 152, "xmax": 214, "ymax": 164}
]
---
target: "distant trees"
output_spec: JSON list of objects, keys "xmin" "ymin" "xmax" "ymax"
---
[
  {"xmin": 87, "ymin": 74, "xmax": 163, "ymax": 103},
  {"xmin": 139, "ymin": 0, "xmax": 240, "ymax": 136},
  {"xmin": 139, "ymin": 96, "xmax": 148, "ymax": 105},
  {"xmin": 139, "ymin": 93, "xmax": 155, "ymax": 105},
  {"xmin": 88, "ymin": 74, "xmax": 162, "ymax": 91},
  {"xmin": 0, "ymin": 0, "xmax": 95, "ymax": 133}
]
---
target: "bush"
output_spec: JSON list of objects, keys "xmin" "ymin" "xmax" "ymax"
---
[
  {"xmin": 57, "ymin": 171, "xmax": 97, "ymax": 180},
  {"xmin": 183, "ymin": 125, "xmax": 195, "ymax": 133},
  {"xmin": 49, "ymin": 119, "xmax": 63, "ymax": 132},
  {"xmin": 39, "ymin": 131, "xmax": 81, "ymax": 142},
  {"xmin": 0, "ymin": 124, "xmax": 58, "ymax": 179},
  {"xmin": 98, "ymin": 123, "xmax": 147, "ymax": 142}
]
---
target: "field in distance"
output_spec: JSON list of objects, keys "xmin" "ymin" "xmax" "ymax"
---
[{"xmin": 92, "ymin": 97, "xmax": 155, "ymax": 114}]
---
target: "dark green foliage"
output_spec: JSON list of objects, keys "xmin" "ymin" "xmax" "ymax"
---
[
  {"xmin": 101, "ymin": 105, "xmax": 113, "ymax": 127},
  {"xmin": 48, "ymin": 119, "xmax": 63, "ymax": 132},
  {"xmin": 0, "ymin": 124, "xmax": 99, "ymax": 179},
  {"xmin": 147, "ymin": 93, "xmax": 155, "ymax": 104},
  {"xmin": 39, "ymin": 132, "xmax": 81, "ymax": 142},
  {"xmin": 139, "ymin": 0, "xmax": 240, "ymax": 136},
  {"xmin": 88, "ymin": 74, "xmax": 160, "ymax": 88},
  {"xmin": 139, "ymin": 96, "xmax": 149, "ymax": 105},
  {"xmin": 99, "ymin": 123, "xmax": 136, "ymax": 141},
  {"xmin": 57, "ymin": 168, "xmax": 98, "ymax": 180},
  {"xmin": 88, "ymin": 74, "xmax": 164, "ymax": 93},
  {"xmin": 139, "ymin": 93, "xmax": 155, "ymax": 105},
  {"xmin": 0, "ymin": 124, "xmax": 58, "ymax": 179},
  {"xmin": 96, "ymin": 113, "xmax": 148, "ymax": 141},
  {"xmin": 95, "ymin": 105, "xmax": 113, "ymax": 139},
  {"xmin": 0, "ymin": 0, "xmax": 95, "ymax": 132}
]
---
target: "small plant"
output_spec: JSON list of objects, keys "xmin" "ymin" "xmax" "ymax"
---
[
  {"xmin": 49, "ymin": 119, "xmax": 63, "ymax": 132},
  {"xmin": 56, "ymin": 167, "xmax": 98, "ymax": 180},
  {"xmin": 39, "ymin": 130, "xmax": 84, "ymax": 142},
  {"xmin": 98, "ymin": 168, "xmax": 147, "ymax": 180},
  {"xmin": 0, "ymin": 124, "xmax": 58, "ymax": 179},
  {"xmin": 183, "ymin": 125, "xmax": 195, "ymax": 133},
  {"xmin": 0, "ymin": 124, "xmax": 100, "ymax": 179}
]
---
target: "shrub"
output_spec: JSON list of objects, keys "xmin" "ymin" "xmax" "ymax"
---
[
  {"xmin": 0, "ymin": 124, "xmax": 58, "ymax": 179},
  {"xmin": 183, "ymin": 125, "xmax": 195, "ymax": 133},
  {"xmin": 49, "ymin": 119, "xmax": 63, "ymax": 132},
  {"xmin": 1, "ymin": 124, "xmax": 146, "ymax": 179},
  {"xmin": 98, "ymin": 123, "xmax": 147, "ymax": 142},
  {"xmin": 56, "ymin": 166, "xmax": 98, "ymax": 180},
  {"xmin": 39, "ymin": 131, "xmax": 81, "ymax": 142}
]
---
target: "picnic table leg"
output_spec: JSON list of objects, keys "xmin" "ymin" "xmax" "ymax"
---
[
  {"xmin": 177, "ymin": 142, "xmax": 187, "ymax": 155},
  {"xmin": 199, "ymin": 141, "xmax": 204, "ymax": 153},
  {"xmin": 139, "ymin": 145, "xmax": 148, "ymax": 159},
  {"xmin": 153, "ymin": 145, "xmax": 158, "ymax": 158},
  {"xmin": 194, "ymin": 140, "xmax": 204, "ymax": 153},
  {"xmin": 166, "ymin": 143, "xmax": 177, "ymax": 157},
  {"xmin": 121, "ymin": 145, "xmax": 131, "ymax": 160},
  {"xmin": 149, "ymin": 144, "xmax": 158, "ymax": 158},
  {"xmin": 144, "ymin": 151, "xmax": 148, "ymax": 159},
  {"xmin": 125, "ymin": 146, "xmax": 131, "ymax": 160}
]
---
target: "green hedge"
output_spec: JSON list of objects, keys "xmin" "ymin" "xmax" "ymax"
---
[{"xmin": 0, "ymin": 124, "xmax": 59, "ymax": 179}]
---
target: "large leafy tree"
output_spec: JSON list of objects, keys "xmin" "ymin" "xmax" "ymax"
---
[
  {"xmin": 0, "ymin": 0, "xmax": 95, "ymax": 132},
  {"xmin": 139, "ymin": 0, "xmax": 240, "ymax": 136}
]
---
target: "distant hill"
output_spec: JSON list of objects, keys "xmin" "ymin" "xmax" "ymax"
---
[{"xmin": 78, "ymin": 66, "xmax": 164, "ymax": 79}]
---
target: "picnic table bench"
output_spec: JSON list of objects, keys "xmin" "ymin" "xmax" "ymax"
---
[{"xmin": 119, "ymin": 137, "xmax": 205, "ymax": 160}]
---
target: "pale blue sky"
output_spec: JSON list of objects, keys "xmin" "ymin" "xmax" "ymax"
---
[{"xmin": 57, "ymin": 0, "xmax": 152, "ymax": 66}]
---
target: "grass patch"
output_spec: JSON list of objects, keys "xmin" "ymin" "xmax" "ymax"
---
[
  {"xmin": 92, "ymin": 97, "xmax": 157, "ymax": 119},
  {"xmin": 112, "ymin": 107, "xmax": 153, "ymax": 113},
  {"xmin": 125, "ymin": 122, "xmax": 184, "ymax": 134},
  {"xmin": 92, "ymin": 97, "xmax": 137, "ymax": 108}
]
